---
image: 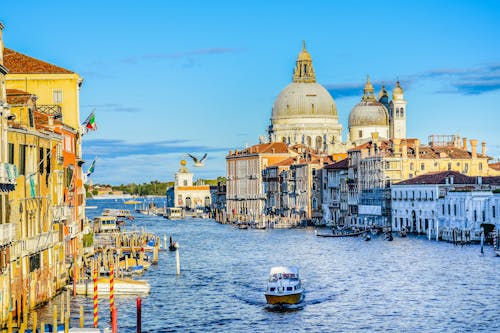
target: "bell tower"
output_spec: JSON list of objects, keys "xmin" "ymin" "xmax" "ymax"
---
[
  {"xmin": 389, "ymin": 81, "xmax": 407, "ymax": 139},
  {"xmin": 292, "ymin": 41, "xmax": 316, "ymax": 83}
]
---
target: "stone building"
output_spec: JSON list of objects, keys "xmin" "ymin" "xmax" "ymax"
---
[
  {"xmin": 166, "ymin": 160, "xmax": 211, "ymax": 209},
  {"xmin": 391, "ymin": 171, "xmax": 500, "ymax": 240}
]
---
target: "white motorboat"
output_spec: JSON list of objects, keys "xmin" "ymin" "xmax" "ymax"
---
[{"xmin": 264, "ymin": 266, "xmax": 304, "ymax": 305}]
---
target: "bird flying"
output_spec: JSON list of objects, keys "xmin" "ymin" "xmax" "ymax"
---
[{"xmin": 188, "ymin": 153, "xmax": 208, "ymax": 167}]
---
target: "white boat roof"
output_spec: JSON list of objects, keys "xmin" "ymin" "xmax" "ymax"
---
[{"xmin": 269, "ymin": 266, "xmax": 299, "ymax": 275}]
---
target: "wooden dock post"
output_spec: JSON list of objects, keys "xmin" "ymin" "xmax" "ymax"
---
[
  {"xmin": 480, "ymin": 227, "xmax": 484, "ymax": 254},
  {"xmin": 53, "ymin": 305, "xmax": 57, "ymax": 333},
  {"xmin": 64, "ymin": 313, "xmax": 69, "ymax": 333},
  {"xmin": 32, "ymin": 311, "xmax": 37, "ymax": 333},
  {"xmin": 80, "ymin": 305, "xmax": 84, "ymax": 328},
  {"xmin": 136, "ymin": 297, "xmax": 142, "ymax": 333},
  {"xmin": 164, "ymin": 234, "xmax": 167, "ymax": 250},
  {"xmin": 60, "ymin": 293, "xmax": 64, "ymax": 324},
  {"xmin": 66, "ymin": 289, "xmax": 70, "ymax": 319},
  {"xmin": 176, "ymin": 243, "xmax": 181, "ymax": 275},
  {"xmin": 7, "ymin": 311, "xmax": 12, "ymax": 333}
]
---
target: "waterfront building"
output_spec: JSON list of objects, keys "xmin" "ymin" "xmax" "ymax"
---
[
  {"xmin": 344, "ymin": 134, "xmax": 496, "ymax": 228},
  {"xmin": 166, "ymin": 160, "xmax": 211, "ymax": 209},
  {"xmin": 322, "ymin": 158, "xmax": 349, "ymax": 226},
  {"xmin": 391, "ymin": 171, "xmax": 500, "ymax": 240},
  {"xmin": 0, "ymin": 21, "xmax": 18, "ymax": 327},
  {"xmin": 0, "ymin": 32, "xmax": 86, "ymax": 324},
  {"xmin": 226, "ymin": 142, "xmax": 296, "ymax": 220}
]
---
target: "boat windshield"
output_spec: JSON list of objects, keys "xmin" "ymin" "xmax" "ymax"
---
[{"xmin": 269, "ymin": 273, "xmax": 298, "ymax": 281}]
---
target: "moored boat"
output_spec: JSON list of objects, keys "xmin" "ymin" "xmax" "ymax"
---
[
  {"xmin": 315, "ymin": 230, "xmax": 364, "ymax": 237},
  {"xmin": 74, "ymin": 277, "xmax": 150, "ymax": 296},
  {"xmin": 264, "ymin": 266, "xmax": 304, "ymax": 305}
]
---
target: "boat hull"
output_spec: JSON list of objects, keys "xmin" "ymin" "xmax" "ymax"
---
[
  {"xmin": 264, "ymin": 292, "xmax": 303, "ymax": 305},
  {"xmin": 74, "ymin": 278, "xmax": 150, "ymax": 296}
]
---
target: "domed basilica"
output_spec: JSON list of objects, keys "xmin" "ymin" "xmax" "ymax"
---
[{"xmin": 267, "ymin": 43, "xmax": 407, "ymax": 153}]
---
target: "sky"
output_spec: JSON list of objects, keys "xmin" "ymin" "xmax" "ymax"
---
[{"xmin": 2, "ymin": 0, "xmax": 500, "ymax": 185}]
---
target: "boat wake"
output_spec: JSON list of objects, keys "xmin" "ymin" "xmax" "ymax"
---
[{"xmin": 265, "ymin": 302, "xmax": 305, "ymax": 312}]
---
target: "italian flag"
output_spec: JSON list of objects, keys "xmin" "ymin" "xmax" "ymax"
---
[{"xmin": 83, "ymin": 111, "xmax": 97, "ymax": 132}]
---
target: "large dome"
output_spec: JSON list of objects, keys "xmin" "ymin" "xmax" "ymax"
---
[
  {"xmin": 349, "ymin": 100, "xmax": 389, "ymax": 127},
  {"xmin": 272, "ymin": 82, "xmax": 338, "ymax": 120}
]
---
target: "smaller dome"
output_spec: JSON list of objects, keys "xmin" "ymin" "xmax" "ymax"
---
[
  {"xmin": 349, "ymin": 100, "xmax": 389, "ymax": 127},
  {"xmin": 393, "ymin": 81, "xmax": 404, "ymax": 100}
]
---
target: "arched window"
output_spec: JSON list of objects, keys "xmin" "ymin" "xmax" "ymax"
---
[
  {"xmin": 396, "ymin": 108, "xmax": 400, "ymax": 117},
  {"xmin": 315, "ymin": 136, "xmax": 322, "ymax": 150},
  {"xmin": 306, "ymin": 136, "xmax": 312, "ymax": 146},
  {"xmin": 400, "ymin": 108, "xmax": 404, "ymax": 116},
  {"xmin": 282, "ymin": 137, "xmax": 287, "ymax": 143},
  {"xmin": 358, "ymin": 130, "xmax": 363, "ymax": 138},
  {"xmin": 312, "ymin": 198, "xmax": 317, "ymax": 210}
]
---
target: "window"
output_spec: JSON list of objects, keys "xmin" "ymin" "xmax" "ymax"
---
[
  {"xmin": 474, "ymin": 210, "xmax": 477, "ymax": 221},
  {"xmin": 19, "ymin": 144, "xmax": 27, "ymax": 176},
  {"xmin": 400, "ymin": 108, "xmax": 404, "ymax": 116},
  {"xmin": 287, "ymin": 287, "xmax": 293, "ymax": 291},
  {"xmin": 39, "ymin": 148, "xmax": 44, "ymax": 174},
  {"xmin": 479, "ymin": 163, "xmax": 483, "ymax": 171},
  {"xmin": 453, "ymin": 204, "xmax": 457, "ymax": 216},
  {"xmin": 448, "ymin": 163, "xmax": 452, "ymax": 171},
  {"xmin": 28, "ymin": 108, "xmax": 34, "ymax": 127},
  {"xmin": 46, "ymin": 148, "xmax": 51, "ymax": 174},
  {"xmin": 410, "ymin": 163, "xmax": 414, "ymax": 171},
  {"xmin": 442, "ymin": 204, "xmax": 445, "ymax": 215},
  {"xmin": 8, "ymin": 143, "xmax": 14, "ymax": 164},
  {"xmin": 358, "ymin": 130, "xmax": 363, "ymax": 138},
  {"xmin": 464, "ymin": 163, "xmax": 469, "ymax": 173},
  {"xmin": 493, "ymin": 206, "xmax": 496, "ymax": 218},
  {"xmin": 482, "ymin": 210, "xmax": 485, "ymax": 222},
  {"xmin": 421, "ymin": 163, "xmax": 425, "ymax": 171},
  {"xmin": 53, "ymin": 89, "xmax": 63, "ymax": 103},
  {"xmin": 183, "ymin": 180, "xmax": 187, "ymax": 186},
  {"xmin": 312, "ymin": 198, "xmax": 317, "ymax": 210},
  {"xmin": 312, "ymin": 168, "xmax": 316, "ymax": 176},
  {"xmin": 448, "ymin": 204, "xmax": 451, "ymax": 215}
]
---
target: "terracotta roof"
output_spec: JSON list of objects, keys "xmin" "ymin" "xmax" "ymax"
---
[
  {"xmin": 324, "ymin": 158, "xmax": 349, "ymax": 170},
  {"xmin": 269, "ymin": 157, "xmax": 296, "ymax": 167},
  {"xmin": 4, "ymin": 48, "xmax": 74, "ymax": 74},
  {"xmin": 229, "ymin": 142, "xmax": 290, "ymax": 156},
  {"xmin": 6, "ymin": 88, "xmax": 33, "ymax": 105},
  {"xmin": 395, "ymin": 171, "xmax": 500, "ymax": 186},
  {"xmin": 490, "ymin": 162, "xmax": 500, "ymax": 171}
]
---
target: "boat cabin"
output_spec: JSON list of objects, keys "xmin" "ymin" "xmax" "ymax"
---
[
  {"xmin": 166, "ymin": 207, "xmax": 184, "ymax": 220},
  {"xmin": 94, "ymin": 216, "xmax": 119, "ymax": 233}
]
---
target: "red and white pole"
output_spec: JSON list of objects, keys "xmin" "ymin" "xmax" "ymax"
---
[{"xmin": 93, "ymin": 264, "xmax": 99, "ymax": 328}]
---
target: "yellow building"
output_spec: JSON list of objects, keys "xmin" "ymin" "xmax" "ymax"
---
[
  {"xmin": 4, "ymin": 48, "xmax": 83, "ymax": 131},
  {"xmin": 6, "ymin": 88, "xmax": 66, "ymax": 317}
]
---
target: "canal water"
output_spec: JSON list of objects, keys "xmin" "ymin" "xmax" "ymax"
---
[{"xmin": 36, "ymin": 199, "xmax": 499, "ymax": 332}]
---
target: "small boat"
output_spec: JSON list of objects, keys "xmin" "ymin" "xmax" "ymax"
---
[
  {"xmin": 399, "ymin": 228, "xmax": 407, "ymax": 237},
  {"xmin": 364, "ymin": 234, "xmax": 371, "ymax": 241},
  {"xmin": 102, "ymin": 208, "xmax": 134, "ymax": 220},
  {"xmin": 168, "ymin": 236, "xmax": 178, "ymax": 251},
  {"xmin": 238, "ymin": 223, "xmax": 248, "ymax": 230},
  {"xmin": 93, "ymin": 216, "xmax": 119, "ymax": 233},
  {"xmin": 124, "ymin": 200, "xmax": 141, "ymax": 205},
  {"xmin": 316, "ymin": 230, "xmax": 364, "ymax": 238},
  {"xmin": 264, "ymin": 266, "xmax": 304, "ymax": 305},
  {"xmin": 164, "ymin": 207, "xmax": 184, "ymax": 220},
  {"xmin": 74, "ymin": 277, "xmax": 150, "ymax": 296},
  {"xmin": 85, "ymin": 206, "xmax": 98, "ymax": 209}
]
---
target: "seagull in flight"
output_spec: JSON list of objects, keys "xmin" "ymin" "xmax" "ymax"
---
[{"xmin": 188, "ymin": 153, "xmax": 208, "ymax": 167}]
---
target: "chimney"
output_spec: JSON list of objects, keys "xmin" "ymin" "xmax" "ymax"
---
[
  {"xmin": 481, "ymin": 141, "xmax": 486, "ymax": 156},
  {"xmin": 402, "ymin": 140, "xmax": 408, "ymax": 158},
  {"xmin": 470, "ymin": 139, "xmax": 478, "ymax": 159},
  {"xmin": 462, "ymin": 137, "xmax": 467, "ymax": 150},
  {"xmin": 414, "ymin": 139, "xmax": 420, "ymax": 159}
]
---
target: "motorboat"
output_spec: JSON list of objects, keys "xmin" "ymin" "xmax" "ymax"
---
[
  {"xmin": 74, "ymin": 277, "xmax": 150, "ymax": 296},
  {"xmin": 102, "ymin": 208, "xmax": 134, "ymax": 220},
  {"xmin": 93, "ymin": 216, "xmax": 119, "ymax": 233},
  {"xmin": 164, "ymin": 207, "xmax": 184, "ymax": 220},
  {"xmin": 264, "ymin": 266, "xmax": 304, "ymax": 305}
]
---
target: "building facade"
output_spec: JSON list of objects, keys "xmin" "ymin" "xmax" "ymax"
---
[{"xmin": 166, "ymin": 160, "xmax": 211, "ymax": 209}]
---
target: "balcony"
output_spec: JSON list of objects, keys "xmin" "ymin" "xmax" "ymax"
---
[
  {"xmin": 51, "ymin": 205, "xmax": 74, "ymax": 222},
  {"xmin": 37, "ymin": 104, "xmax": 63, "ymax": 120},
  {"xmin": 0, "ymin": 163, "xmax": 17, "ymax": 187},
  {"xmin": 0, "ymin": 223, "xmax": 15, "ymax": 246}
]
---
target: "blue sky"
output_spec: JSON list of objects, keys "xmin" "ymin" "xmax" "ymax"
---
[{"xmin": 2, "ymin": 0, "xmax": 500, "ymax": 185}]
